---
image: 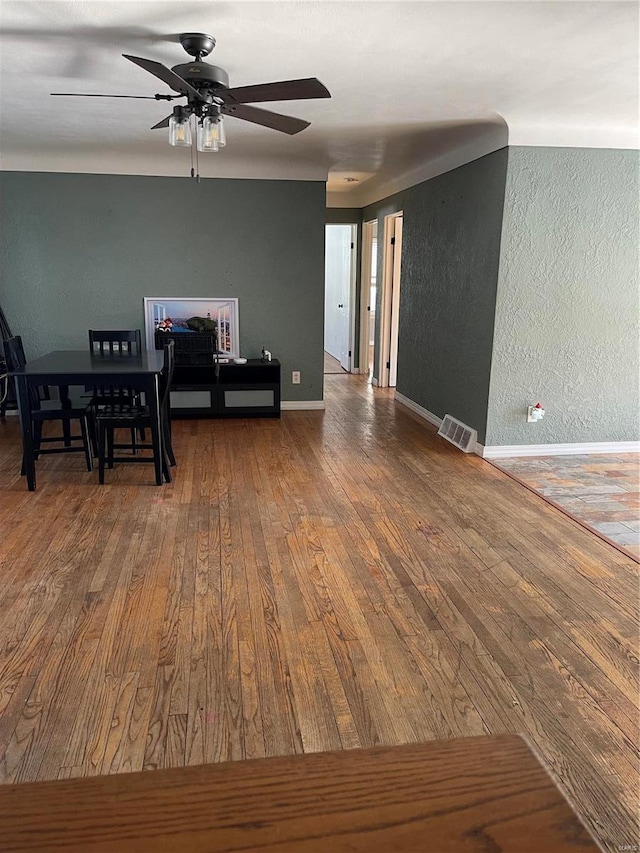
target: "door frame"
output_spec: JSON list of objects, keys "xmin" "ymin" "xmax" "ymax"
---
[
  {"xmin": 377, "ymin": 211, "xmax": 403, "ymax": 388},
  {"xmin": 359, "ymin": 219, "xmax": 377, "ymax": 376},
  {"xmin": 388, "ymin": 214, "xmax": 403, "ymax": 387},
  {"xmin": 346, "ymin": 223, "xmax": 358, "ymax": 373}
]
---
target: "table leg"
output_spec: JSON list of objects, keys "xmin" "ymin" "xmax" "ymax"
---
[
  {"xmin": 15, "ymin": 376, "xmax": 35, "ymax": 491},
  {"xmin": 147, "ymin": 375, "xmax": 163, "ymax": 486},
  {"xmin": 59, "ymin": 385, "xmax": 72, "ymax": 446}
]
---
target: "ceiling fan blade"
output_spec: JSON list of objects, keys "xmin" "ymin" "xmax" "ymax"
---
[
  {"xmin": 221, "ymin": 104, "xmax": 310, "ymax": 135},
  {"xmin": 151, "ymin": 115, "xmax": 172, "ymax": 130},
  {"xmin": 51, "ymin": 93, "xmax": 165, "ymax": 100},
  {"xmin": 123, "ymin": 54, "xmax": 207, "ymax": 102},
  {"xmin": 219, "ymin": 77, "xmax": 330, "ymax": 104}
]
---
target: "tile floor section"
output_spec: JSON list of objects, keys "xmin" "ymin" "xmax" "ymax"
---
[{"xmin": 493, "ymin": 454, "xmax": 640, "ymax": 561}]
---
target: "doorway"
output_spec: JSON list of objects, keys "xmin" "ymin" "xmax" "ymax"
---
[
  {"xmin": 324, "ymin": 224, "xmax": 356, "ymax": 373},
  {"xmin": 361, "ymin": 212, "xmax": 403, "ymax": 388}
]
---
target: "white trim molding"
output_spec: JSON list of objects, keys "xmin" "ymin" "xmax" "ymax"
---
[
  {"xmin": 281, "ymin": 400, "xmax": 325, "ymax": 411},
  {"xmin": 481, "ymin": 441, "xmax": 640, "ymax": 459},
  {"xmin": 394, "ymin": 392, "xmax": 442, "ymax": 428}
]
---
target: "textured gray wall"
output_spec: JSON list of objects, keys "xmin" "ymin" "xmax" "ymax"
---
[
  {"xmin": 0, "ymin": 172, "xmax": 326, "ymax": 402},
  {"xmin": 486, "ymin": 148, "xmax": 640, "ymax": 445},
  {"xmin": 363, "ymin": 149, "xmax": 508, "ymax": 442}
]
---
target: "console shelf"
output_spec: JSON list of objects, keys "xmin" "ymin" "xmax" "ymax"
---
[{"xmin": 169, "ymin": 359, "xmax": 281, "ymax": 419}]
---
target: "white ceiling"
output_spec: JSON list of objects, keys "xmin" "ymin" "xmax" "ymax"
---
[{"xmin": 0, "ymin": 1, "xmax": 637, "ymax": 206}]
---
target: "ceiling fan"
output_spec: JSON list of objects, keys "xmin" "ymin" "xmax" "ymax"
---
[{"xmin": 51, "ymin": 32, "xmax": 331, "ymax": 153}]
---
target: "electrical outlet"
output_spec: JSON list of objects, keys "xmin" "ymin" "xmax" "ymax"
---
[
  {"xmin": 527, "ymin": 404, "xmax": 545, "ymax": 423},
  {"xmin": 292, "ymin": 371, "xmax": 301, "ymax": 385}
]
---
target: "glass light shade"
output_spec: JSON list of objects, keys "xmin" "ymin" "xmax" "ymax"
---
[
  {"xmin": 169, "ymin": 115, "xmax": 192, "ymax": 147},
  {"xmin": 197, "ymin": 116, "xmax": 226, "ymax": 152}
]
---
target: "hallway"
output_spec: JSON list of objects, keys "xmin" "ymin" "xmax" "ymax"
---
[{"xmin": 0, "ymin": 374, "xmax": 637, "ymax": 851}]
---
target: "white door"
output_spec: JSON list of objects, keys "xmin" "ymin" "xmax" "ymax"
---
[{"xmin": 324, "ymin": 225, "xmax": 354, "ymax": 370}]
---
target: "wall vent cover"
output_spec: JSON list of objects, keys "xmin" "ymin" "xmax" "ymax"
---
[{"xmin": 438, "ymin": 415, "xmax": 477, "ymax": 453}]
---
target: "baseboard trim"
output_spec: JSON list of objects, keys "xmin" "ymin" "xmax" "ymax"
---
[
  {"xmin": 481, "ymin": 440, "xmax": 640, "ymax": 459},
  {"xmin": 394, "ymin": 392, "xmax": 442, "ymax": 428},
  {"xmin": 371, "ymin": 377, "xmax": 379, "ymax": 387},
  {"xmin": 281, "ymin": 400, "xmax": 325, "ymax": 411}
]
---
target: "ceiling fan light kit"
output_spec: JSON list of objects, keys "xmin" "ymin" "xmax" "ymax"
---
[
  {"xmin": 51, "ymin": 31, "xmax": 330, "ymax": 172},
  {"xmin": 167, "ymin": 104, "xmax": 226, "ymax": 152},
  {"xmin": 168, "ymin": 105, "xmax": 192, "ymax": 147},
  {"xmin": 197, "ymin": 115, "xmax": 226, "ymax": 152}
]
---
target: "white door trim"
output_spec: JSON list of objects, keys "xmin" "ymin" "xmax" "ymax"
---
[
  {"xmin": 388, "ymin": 215, "xmax": 403, "ymax": 387},
  {"xmin": 359, "ymin": 220, "xmax": 376, "ymax": 376},
  {"xmin": 378, "ymin": 211, "xmax": 403, "ymax": 388},
  {"xmin": 347, "ymin": 223, "xmax": 358, "ymax": 373}
]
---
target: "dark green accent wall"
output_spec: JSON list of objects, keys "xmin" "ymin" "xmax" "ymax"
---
[
  {"xmin": 0, "ymin": 172, "xmax": 326, "ymax": 402},
  {"xmin": 363, "ymin": 148, "xmax": 508, "ymax": 442},
  {"xmin": 325, "ymin": 208, "xmax": 363, "ymax": 225}
]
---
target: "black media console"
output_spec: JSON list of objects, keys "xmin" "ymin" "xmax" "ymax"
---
[
  {"xmin": 169, "ymin": 359, "xmax": 281, "ymax": 418},
  {"xmin": 155, "ymin": 330, "xmax": 280, "ymax": 418}
]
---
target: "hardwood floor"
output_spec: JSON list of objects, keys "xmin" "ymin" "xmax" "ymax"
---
[
  {"xmin": 323, "ymin": 350, "xmax": 346, "ymax": 374},
  {"xmin": 0, "ymin": 375, "xmax": 637, "ymax": 851}
]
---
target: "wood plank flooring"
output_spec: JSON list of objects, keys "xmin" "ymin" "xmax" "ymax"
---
[
  {"xmin": 323, "ymin": 350, "xmax": 346, "ymax": 374},
  {"xmin": 0, "ymin": 375, "xmax": 637, "ymax": 852}
]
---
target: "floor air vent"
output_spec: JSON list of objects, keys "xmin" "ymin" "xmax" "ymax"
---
[{"xmin": 438, "ymin": 415, "xmax": 477, "ymax": 453}]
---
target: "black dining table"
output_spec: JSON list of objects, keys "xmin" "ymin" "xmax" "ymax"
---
[{"xmin": 10, "ymin": 349, "xmax": 166, "ymax": 491}]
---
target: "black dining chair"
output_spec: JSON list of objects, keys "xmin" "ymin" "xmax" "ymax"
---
[
  {"xmin": 96, "ymin": 340, "xmax": 175, "ymax": 485},
  {"xmin": 87, "ymin": 329, "xmax": 145, "ymax": 450},
  {"xmin": 89, "ymin": 329, "xmax": 142, "ymax": 357},
  {"xmin": 4, "ymin": 336, "xmax": 93, "ymax": 473}
]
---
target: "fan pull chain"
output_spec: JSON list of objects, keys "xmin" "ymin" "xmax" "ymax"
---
[
  {"xmin": 189, "ymin": 116, "xmax": 201, "ymax": 183},
  {"xmin": 190, "ymin": 117, "xmax": 195, "ymax": 179}
]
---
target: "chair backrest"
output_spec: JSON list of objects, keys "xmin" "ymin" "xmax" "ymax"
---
[
  {"xmin": 89, "ymin": 329, "xmax": 142, "ymax": 357},
  {"xmin": 160, "ymin": 340, "xmax": 175, "ymax": 409},
  {"xmin": 4, "ymin": 335, "xmax": 26, "ymax": 373},
  {"xmin": 4, "ymin": 336, "xmax": 41, "ymax": 409}
]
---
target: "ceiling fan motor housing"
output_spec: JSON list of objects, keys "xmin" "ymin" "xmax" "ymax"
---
[
  {"xmin": 171, "ymin": 62, "xmax": 230, "ymax": 92},
  {"xmin": 179, "ymin": 33, "xmax": 216, "ymax": 59}
]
